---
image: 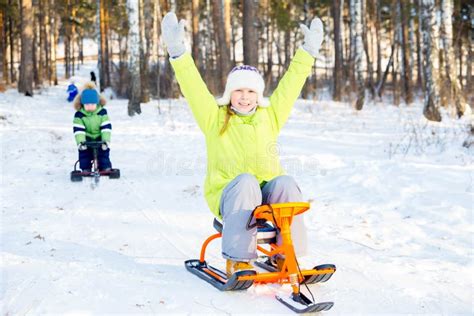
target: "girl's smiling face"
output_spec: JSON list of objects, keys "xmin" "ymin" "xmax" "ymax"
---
[{"xmin": 230, "ymin": 88, "xmax": 258, "ymax": 113}]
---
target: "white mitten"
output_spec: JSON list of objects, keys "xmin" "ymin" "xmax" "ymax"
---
[
  {"xmin": 300, "ymin": 17, "xmax": 324, "ymax": 58},
  {"xmin": 161, "ymin": 12, "xmax": 186, "ymax": 58},
  {"xmin": 78, "ymin": 143, "xmax": 87, "ymax": 151}
]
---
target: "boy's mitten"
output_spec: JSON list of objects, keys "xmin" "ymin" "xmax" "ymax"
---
[
  {"xmin": 161, "ymin": 12, "xmax": 186, "ymax": 58},
  {"xmin": 78, "ymin": 143, "xmax": 87, "ymax": 151},
  {"xmin": 300, "ymin": 17, "xmax": 324, "ymax": 58},
  {"xmin": 101, "ymin": 142, "xmax": 109, "ymax": 151}
]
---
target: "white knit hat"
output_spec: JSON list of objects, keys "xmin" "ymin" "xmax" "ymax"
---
[{"xmin": 216, "ymin": 65, "xmax": 270, "ymax": 107}]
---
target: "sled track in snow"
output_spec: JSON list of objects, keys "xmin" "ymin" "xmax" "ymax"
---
[
  {"xmin": 2, "ymin": 276, "xmax": 47, "ymax": 315},
  {"xmin": 118, "ymin": 174, "xmax": 194, "ymax": 260}
]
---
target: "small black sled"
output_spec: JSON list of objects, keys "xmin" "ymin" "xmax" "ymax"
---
[{"xmin": 70, "ymin": 141, "xmax": 120, "ymax": 183}]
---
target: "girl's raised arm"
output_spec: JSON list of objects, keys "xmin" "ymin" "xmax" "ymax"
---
[{"xmin": 162, "ymin": 12, "xmax": 218, "ymax": 134}]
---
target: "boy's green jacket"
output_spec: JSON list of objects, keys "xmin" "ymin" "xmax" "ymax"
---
[
  {"xmin": 171, "ymin": 48, "xmax": 314, "ymax": 217},
  {"xmin": 73, "ymin": 106, "xmax": 112, "ymax": 144}
]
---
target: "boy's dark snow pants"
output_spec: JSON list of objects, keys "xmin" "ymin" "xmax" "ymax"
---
[{"xmin": 78, "ymin": 147, "xmax": 112, "ymax": 171}]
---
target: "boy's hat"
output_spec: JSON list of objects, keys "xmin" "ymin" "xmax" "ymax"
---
[
  {"xmin": 81, "ymin": 88, "xmax": 99, "ymax": 105},
  {"xmin": 216, "ymin": 65, "xmax": 269, "ymax": 107}
]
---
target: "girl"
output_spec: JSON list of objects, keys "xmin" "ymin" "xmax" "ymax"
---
[{"xmin": 162, "ymin": 12, "xmax": 324, "ymax": 276}]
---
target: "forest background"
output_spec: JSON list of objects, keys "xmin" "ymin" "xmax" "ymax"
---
[{"xmin": 1, "ymin": 0, "xmax": 472, "ymax": 121}]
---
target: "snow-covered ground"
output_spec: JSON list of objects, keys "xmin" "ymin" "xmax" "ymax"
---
[{"xmin": 1, "ymin": 64, "xmax": 473, "ymax": 315}]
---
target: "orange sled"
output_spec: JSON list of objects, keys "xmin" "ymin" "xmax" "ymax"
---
[{"xmin": 184, "ymin": 202, "xmax": 336, "ymax": 313}]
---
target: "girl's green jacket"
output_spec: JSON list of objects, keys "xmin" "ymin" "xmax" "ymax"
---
[{"xmin": 171, "ymin": 48, "xmax": 314, "ymax": 217}]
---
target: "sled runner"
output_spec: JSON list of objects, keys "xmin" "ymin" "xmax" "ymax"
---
[{"xmin": 185, "ymin": 202, "xmax": 336, "ymax": 313}]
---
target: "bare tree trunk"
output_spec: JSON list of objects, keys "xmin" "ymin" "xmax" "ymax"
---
[
  {"xmin": 393, "ymin": 0, "xmax": 400, "ymax": 105},
  {"xmin": 32, "ymin": 6, "xmax": 38, "ymax": 86},
  {"xmin": 332, "ymin": 0, "xmax": 343, "ymax": 101},
  {"xmin": 104, "ymin": 2, "xmax": 111, "ymax": 86},
  {"xmin": 201, "ymin": 0, "xmax": 215, "ymax": 93},
  {"xmin": 397, "ymin": 0, "xmax": 413, "ymax": 103},
  {"xmin": 203, "ymin": 0, "xmax": 213, "ymax": 91},
  {"xmin": 99, "ymin": 0, "xmax": 108, "ymax": 90},
  {"xmin": 362, "ymin": 0, "xmax": 375, "ymax": 98},
  {"xmin": 261, "ymin": 0, "xmax": 270, "ymax": 90},
  {"xmin": 77, "ymin": 13, "xmax": 84, "ymax": 68},
  {"xmin": 231, "ymin": 2, "xmax": 237, "ymax": 65},
  {"xmin": 144, "ymin": 0, "xmax": 154, "ymax": 100},
  {"xmin": 391, "ymin": 1, "xmax": 400, "ymax": 106},
  {"xmin": 209, "ymin": 4, "xmax": 219, "ymax": 93},
  {"xmin": 242, "ymin": 0, "xmax": 258, "ymax": 65},
  {"xmin": 3, "ymin": 6, "xmax": 10, "ymax": 85},
  {"xmin": 19, "ymin": 0, "xmax": 34, "ymax": 96},
  {"xmin": 118, "ymin": 34, "xmax": 129, "ymax": 97},
  {"xmin": 353, "ymin": 0, "xmax": 364, "ymax": 110},
  {"xmin": 392, "ymin": 41, "xmax": 400, "ymax": 105},
  {"xmin": 376, "ymin": 42, "xmax": 396, "ymax": 98},
  {"xmin": 415, "ymin": 0, "xmax": 424, "ymax": 90},
  {"xmin": 36, "ymin": 2, "xmax": 44, "ymax": 88},
  {"xmin": 368, "ymin": 0, "xmax": 382, "ymax": 86},
  {"xmin": 456, "ymin": 15, "xmax": 463, "ymax": 89},
  {"xmin": 152, "ymin": 0, "xmax": 162, "ymax": 98},
  {"xmin": 79, "ymin": 33, "xmax": 84, "ymax": 65},
  {"xmin": 0, "ymin": 6, "xmax": 6, "ymax": 89},
  {"xmin": 264, "ymin": 1, "xmax": 273, "ymax": 92},
  {"xmin": 408, "ymin": 0, "xmax": 416, "ymax": 87},
  {"xmin": 284, "ymin": 27, "xmax": 291, "ymax": 69},
  {"xmin": 224, "ymin": 0, "xmax": 231, "ymax": 50},
  {"xmin": 151, "ymin": 0, "xmax": 159, "ymax": 65},
  {"xmin": 169, "ymin": 0, "xmax": 175, "ymax": 11},
  {"xmin": 162, "ymin": 0, "xmax": 169, "ymax": 12},
  {"xmin": 64, "ymin": 0, "xmax": 72, "ymax": 79},
  {"xmin": 276, "ymin": 29, "xmax": 283, "ymax": 78},
  {"xmin": 64, "ymin": 0, "xmax": 71, "ymax": 79},
  {"xmin": 440, "ymin": 0, "xmax": 468, "ymax": 117},
  {"xmin": 291, "ymin": 27, "xmax": 299, "ymax": 68},
  {"xmin": 369, "ymin": 0, "xmax": 377, "ymax": 90},
  {"xmin": 211, "ymin": 0, "xmax": 231, "ymax": 92},
  {"xmin": 127, "ymin": 0, "xmax": 142, "ymax": 115},
  {"xmin": 467, "ymin": 20, "xmax": 472, "ymax": 98},
  {"xmin": 139, "ymin": 0, "xmax": 150, "ymax": 103},
  {"xmin": 421, "ymin": 0, "xmax": 441, "ymax": 121},
  {"xmin": 403, "ymin": 0, "xmax": 413, "ymax": 103},
  {"xmin": 438, "ymin": 38, "xmax": 446, "ymax": 107},
  {"xmin": 50, "ymin": 0, "xmax": 58, "ymax": 85},
  {"xmin": 349, "ymin": 0, "xmax": 356, "ymax": 90},
  {"xmin": 191, "ymin": 0, "xmax": 200, "ymax": 68},
  {"xmin": 71, "ymin": 3, "xmax": 76, "ymax": 76},
  {"xmin": 8, "ymin": 0, "xmax": 16, "ymax": 83},
  {"xmin": 43, "ymin": 0, "xmax": 50, "ymax": 85}
]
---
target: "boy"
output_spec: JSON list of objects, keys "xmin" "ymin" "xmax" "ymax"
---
[{"xmin": 73, "ymin": 83, "xmax": 112, "ymax": 172}]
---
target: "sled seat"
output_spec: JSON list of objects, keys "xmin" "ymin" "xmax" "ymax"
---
[{"xmin": 213, "ymin": 218, "xmax": 277, "ymax": 244}]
